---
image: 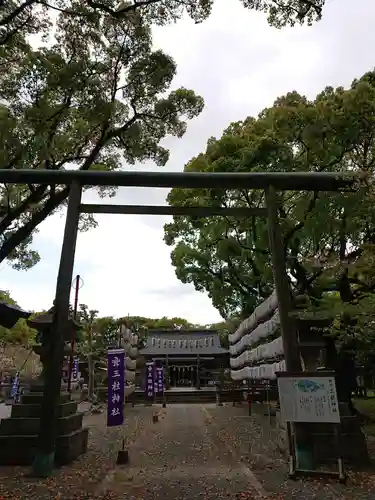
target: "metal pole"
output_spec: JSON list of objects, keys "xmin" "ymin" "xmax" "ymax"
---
[
  {"xmin": 67, "ymin": 274, "xmax": 81, "ymax": 393},
  {"xmin": 32, "ymin": 181, "xmax": 82, "ymax": 477},
  {"xmin": 265, "ymin": 186, "xmax": 301, "ymax": 372},
  {"xmin": 73, "ymin": 275, "xmax": 80, "ymax": 318}
]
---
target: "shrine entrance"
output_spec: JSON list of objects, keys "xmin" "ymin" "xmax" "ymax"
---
[
  {"xmin": 139, "ymin": 329, "xmax": 228, "ymax": 389},
  {"xmin": 0, "ymin": 168, "xmax": 356, "ymax": 474},
  {"xmin": 169, "ymin": 365, "xmax": 195, "ymax": 387}
]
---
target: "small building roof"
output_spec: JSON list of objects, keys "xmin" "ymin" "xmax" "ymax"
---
[
  {"xmin": 139, "ymin": 329, "xmax": 228, "ymax": 356},
  {"xmin": 0, "ymin": 301, "xmax": 31, "ymax": 328}
]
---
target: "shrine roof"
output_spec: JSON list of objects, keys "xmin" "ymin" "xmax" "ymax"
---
[
  {"xmin": 139, "ymin": 329, "xmax": 228, "ymax": 356},
  {"xmin": 0, "ymin": 301, "xmax": 31, "ymax": 329}
]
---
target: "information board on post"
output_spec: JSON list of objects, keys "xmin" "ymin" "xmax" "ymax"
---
[
  {"xmin": 145, "ymin": 361, "xmax": 155, "ymax": 402},
  {"xmin": 107, "ymin": 348, "xmax": 125, "ymax": 427},
  {"xmin": 277, "ymin": 372, "xmax": 340, "ymax": 424}
]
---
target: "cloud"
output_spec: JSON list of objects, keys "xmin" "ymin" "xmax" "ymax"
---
[{"xmin": 2, "ymin": 0, "xmax": 375, "ymax": 323}]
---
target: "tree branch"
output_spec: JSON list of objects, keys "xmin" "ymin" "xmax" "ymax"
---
[{"xmin": 0, "ymin": 0, "xmax": 36, "ymax": 26}]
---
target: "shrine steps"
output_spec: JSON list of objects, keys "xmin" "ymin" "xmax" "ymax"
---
[
  {"xmin": 0, "ymin": 429, "xmax": 88, "ymax": 466},
  {"xmin": 21, "ymin": 391, "xmax": 71, "ymax": 405},
  {"xmin": 0, "ymin": 412, "xmax": 83, "ymax": 435},
  {"xmin": 129, "ymin": 388, "xmax": 231, "ymax": 404},
  {"xmin": 0, "ymin": 385, "xmax": 88, "ymax": 466},
  {"xmin": 11, "ymin": 400, "xmax": 78, "ymax": 418}
]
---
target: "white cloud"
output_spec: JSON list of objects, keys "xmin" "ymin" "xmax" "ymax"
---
[
  {"xmin": 5, "ymin": 205, "xmax": 220, "ymax": 324},
  {"xmin": 2, "ymin": 0, "xmax": 375, "ymax": 323}
]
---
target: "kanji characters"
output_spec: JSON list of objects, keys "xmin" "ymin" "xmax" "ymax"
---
[
  {"xmin": 112, "ymin": 381, "xmax": 121, "ymax": 391},
  {"xmin": 112, "ymin": 356, "xmax": 120, "ymax": 368},
  {"xmin": 112, "ymin": 393, "xmax": 120, "ymax": 403}
]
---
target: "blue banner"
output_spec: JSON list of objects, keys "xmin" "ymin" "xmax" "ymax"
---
[
  {"xmin": 156, "ymin": 367, "xmax": 164, "ymax": 395},
  {"xmin": 145, "ymin": 361, "xmax": 154, "ymax": 400},
  {"xmin": 107, "ymin": 348, "xmax": 125, "ymax": 427},
  {"xmin": 11, "ymin": 373, "xmax": 20, "ymax": 403}
]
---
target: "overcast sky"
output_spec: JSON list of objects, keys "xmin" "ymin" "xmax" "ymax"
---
[{"xmin": 1, "ymin": 0, "xmax": 374, "ymax": 323}]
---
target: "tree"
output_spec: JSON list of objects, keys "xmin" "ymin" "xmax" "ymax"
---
[
  {"xmin": 0, "ymin": 0, "xmax": 327, "ymax": 271},
  {"xmin": 0, "ymin": 0, "xmax": 325, "ymax": 48},
  {"xmin": 0, "ymin": 2, "xmax": 204, "ymax": 270},
  {"xmin": 76, "ymin": 307, "xmax": 123, "ymax": 398},
  {"xmin": 164, "ymin": 71, "xmax": 375, "ymax": 324},
  {"xmin": 118, "ymin": 315, "xmax": 198, "ymax": 331}
]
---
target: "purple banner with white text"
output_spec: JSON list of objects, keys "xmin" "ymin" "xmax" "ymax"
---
[
  {"xmin": 107, "ymin": 348, "xmax": 125, "ymax": 427},
  {"xmin": 156, "ymin": 367, "xmax": 164, "ymax": 395},
  {"xmin": 145, "ymin": 361, "xmax": 155, "ymax": 401}
]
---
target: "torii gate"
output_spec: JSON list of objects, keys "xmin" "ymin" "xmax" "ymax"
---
[{"xmin": 0, "ymin": 168, "xmax": 356, "ymax": 475}]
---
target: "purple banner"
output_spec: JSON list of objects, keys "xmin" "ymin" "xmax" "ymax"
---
[
  {"xmin": 145, "ymin": 361, "xmax": 154, "ymax": 400},
  {"xmin": 107, "ymin": 348, "xmax": 125, "ymax": 427},
  {"xmin": 156, "ymin": 367, "xmax": 164, "ymax": 394},
  {"xmin": 72, "ymin": 357, "xmax": 79, "ymax": 380}
]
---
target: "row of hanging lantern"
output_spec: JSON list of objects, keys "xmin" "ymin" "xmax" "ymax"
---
[{"xmin": 170, "ymin": 365, "xmax": 197, "ymax": 371}]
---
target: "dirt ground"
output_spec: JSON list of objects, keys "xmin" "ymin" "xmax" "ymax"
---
[{"xmin": 1, "ymin": 402, "xmax": 375, "ymax": 499}]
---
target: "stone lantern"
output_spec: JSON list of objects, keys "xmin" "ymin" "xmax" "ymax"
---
[
  {"xmin": 0, "ymin": 304, "xmax": 88, "ymax": 466},
  {"xmin": 27, "ymin": 306, "xmax": 81, "ymax": 385}
]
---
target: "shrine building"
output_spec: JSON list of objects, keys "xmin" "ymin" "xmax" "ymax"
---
[{"xmin": 139, "ymin": 329, "xmax": 229, "ymax": 389}]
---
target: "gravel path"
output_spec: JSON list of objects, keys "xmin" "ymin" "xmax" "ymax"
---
[
  {"xmin": 99, "ymin": 403, "xmax": 269, "ymax": 500},
  {"xmin": 206, "ymin": 404, "xmax": 375, "ymax": 500},
  {"xmin": 0, "ymin": 403, "xmax": 156, "ymax": 499},
  {"xmin": 2, "ymin": 403, "xmax": 375, "ymax": 499}
]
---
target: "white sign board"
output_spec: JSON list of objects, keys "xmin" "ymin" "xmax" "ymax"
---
[{"xmin": 277, "ymin": 375, "xmax": 340, "ymax": 423}]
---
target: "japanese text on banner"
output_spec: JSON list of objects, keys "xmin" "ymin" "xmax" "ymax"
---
[
  {"xmin": 107, "ymin": 348, "xmax": 125, "ymax": 427},
  {"xmin": 145, "ymin": 362, "xmax": 154, "ymax": 399},
  {"xmin": 156, "ymin": 367, "xmax": 164, "ymax": 394},
  {"xmin": 72, "ymin": 357, "xmax": 79, "ymax": 380}
]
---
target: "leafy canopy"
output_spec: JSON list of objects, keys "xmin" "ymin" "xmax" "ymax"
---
[
  {"xmin": 164, "ymin": 70, "xmax": 375, "ymax": 325},
  {"xmin": 0, "ymin": 0, "xmax": 326, "ymax": 271},
  {"xmin": 1, "ymin": 0, "xmax": 325, "ymax": 48},
  {"xmin": 0, "ymin": 1, "xmax": 204, "ymax": 270}
]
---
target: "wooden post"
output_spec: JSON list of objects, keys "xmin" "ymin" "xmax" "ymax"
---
[
  {"xmin": 265, "ymin": 185, "xmax": 301, "ymax": 372},
  {"xmin": 32, "ymin": 181, "xmax": 82, "ymax": 477}
]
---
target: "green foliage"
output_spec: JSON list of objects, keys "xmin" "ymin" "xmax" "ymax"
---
[
  {"xmin": 242, "ymin": 0, "xmax": 324, "ymax": 27},
  {"xmin": 119, "ymin": 315, "xmax": 198, "ymax": 331},
  {"xmin": 164, "ymin": 70, "xmax": 375, "ymax": 325},
  {"xmin": 0, "ymin": 1, "xmax": 205, "ymax": 270},
  {"xmin": 0, "ymin": 0, "xmax": 325, "ymax": 49},
  {"xmin": 76, "ymin": 305, "xmax": 118, "ymax": 358},
  {"xmin": 0, "ymin": 0, "xmax": 328, "ymax": 270}
]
